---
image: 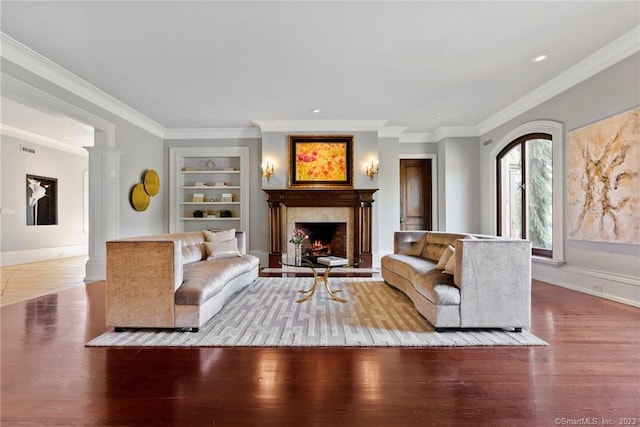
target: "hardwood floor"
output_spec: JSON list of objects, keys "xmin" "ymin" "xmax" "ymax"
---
[
  {"xmin": 1, "ymin": 267, "xmax": 639, "ymax": 425},
  {"xmin": 0, "ymin": 256, "xmax": 89, "ymax": 307}
]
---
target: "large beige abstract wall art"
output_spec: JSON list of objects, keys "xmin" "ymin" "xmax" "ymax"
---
[{"xmin": 567, "ymin": 107, "xmax": 639, "ymax": 244}]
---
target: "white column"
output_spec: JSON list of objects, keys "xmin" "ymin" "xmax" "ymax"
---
[{"xmin": 84, "ymin": 135, "xmax": 122, "ymax": 281}]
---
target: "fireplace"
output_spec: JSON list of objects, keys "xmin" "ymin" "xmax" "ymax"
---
[
  {"xmin": 295, "ymin": 222, "xmax": 347, "ymax": 257},
  {"xmin": 264, "ymin": 189, "xmax": 377, "ymax": 268}
]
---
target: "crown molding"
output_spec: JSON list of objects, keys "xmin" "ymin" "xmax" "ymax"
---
[
  {"xmin": 251, "ymin": 120, "xmax": 387, "ymax": 133},
  {"xmin": 1, "ymin": 124, "xmax": 89, "ymax": 157},
  {"xmin": 477, "ymin": 25, "xmax": 640, "ymax": 136},
  {"xmin": 399, "ymin": 132, "xmax": 435, "ymax": 143},
  {"xmin": 432, "ymin": 126, "xmax": 479, "ymax": 141},
  {"xmin": 399, "ymin": 126, "xmax": 479, "ymax": 143},
  {"xmin": 163, "ymin": 127, "xmax": 261, "ymax": 140},
  {"xmin": 378, "ymin": 126, "xmax": 408, "ymax": 138},
  {"xmin": 0, "ymin": 32, "xmax": 166, "ymax": 139}
]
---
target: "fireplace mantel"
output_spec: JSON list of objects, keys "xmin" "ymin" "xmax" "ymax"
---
[{"xmin": 264, "ymin": 189, "xmax": 378, "ymax": 268}]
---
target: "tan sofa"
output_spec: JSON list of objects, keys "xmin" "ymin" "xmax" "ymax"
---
[
  {"xmin": 106, "ymin": 230, "xmax": 259, "ymax": 332},
  {"xmin": 381, "ymin": 231, "xmax": 531, "ymax": 332}
]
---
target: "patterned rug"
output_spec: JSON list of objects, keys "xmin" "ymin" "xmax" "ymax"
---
[{"xmin": 87, "ymin": 277, "xmax": 548, "ymax": 347}]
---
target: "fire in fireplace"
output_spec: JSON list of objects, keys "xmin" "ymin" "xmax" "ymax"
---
[{"xmin": 295, "ymin": 222, "xmax": 347, "ymax": 257}]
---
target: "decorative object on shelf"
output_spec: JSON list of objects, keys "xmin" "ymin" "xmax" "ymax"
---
[
  {"xmin": 192, "ymin": 193, "xmax": 205, "ymax": 202},
  {"xmin": 220, "ymin": 210, "xmax": 232, "ymax": 218},
  {"xmin": 195, "ymin": 181, "xmax": 206, "ymax": 187},
  {"xmin": 143, "ymin": 169, "xmax": 160, "ymax": 196},
  {"xmin": 221, "ymin": 193, "xmax": 233, "ymax": 203},
  {"xmin": 289, "ymin": 135, "xmax": 353, "ymax": 188},
  {"xmin": 200, "ymin": 159, "xmax": 216, "ymax": 170},
  {"xmin": 131, "ymin": 183, "xmax": 150, "ymax": 212},
  {"xmin": 365, "ymin": 159, "xmax": 379, "ymax": 179},
  {"xmin": 262, "ymin": 161, "xmax": 275, "ymax": 181},
  {"xmin": 289, "ymin": 228, "xmax": 308, "ymax": 265},
  {"xmin": 193, "ymin": 209, "xmax": 204, "ymax": 218},
  {"xmin": 214, "ymin": 182, "xmax": 226, "ymax": 187}
]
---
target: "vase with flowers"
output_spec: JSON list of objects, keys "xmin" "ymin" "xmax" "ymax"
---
[{"xmin": 289, "ymin": 228, "xmax": 308, "ymax": 265}]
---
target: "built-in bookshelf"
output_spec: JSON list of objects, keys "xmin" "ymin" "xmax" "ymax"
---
[{"xmin": 169, "ymin": 147, "xmax": 249, "ymax": 233}]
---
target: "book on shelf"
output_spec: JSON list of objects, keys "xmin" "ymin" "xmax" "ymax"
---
[{"xmin": 317, "ymin": 256, "xmax": 348, "ymax": 266}]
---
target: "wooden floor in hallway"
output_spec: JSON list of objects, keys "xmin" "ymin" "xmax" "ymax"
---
[
  {"xmin": 1, "ymin": 262, "xmax": 639, "ymax": 425},
  {"xmin": 0, "ymin": 256, "xmax": 90, "ymax": 307}
]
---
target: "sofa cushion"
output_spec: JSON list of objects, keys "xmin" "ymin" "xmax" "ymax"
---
[
  {"xmin": 172, "ymin": 232, "xmax": 207, "ymax": 265},
  {"xmin": 205, "ymin": 238, "xmax": 241, "ymax": 260},
  {"xmin": 422, "ymin": 232, "xmax": 471, "ymax": 261},
  {"xmin": 204, "ymin": 228, "xmax": 236, "ymax": 243},
  {"xmin": 395, "ymin": 233, "xmax": 427, "ymax": 256},
  {"xmin": 381, "ymin": 254, "xmax": 436, "ymax": 279},
  {"xmin": 413, "ymin": 269, "xmax": 460, "ymax": 305},
  {"xmin": 434, "ymin": 245, "xmax": 454, "ymax": 270},
  {"xmin": 443, "ymin": 249, "xmax": 456, "ymax": 275},
  {"xmin": 175, "ymin": 255, "xmax": 259, "ymax": 305}
]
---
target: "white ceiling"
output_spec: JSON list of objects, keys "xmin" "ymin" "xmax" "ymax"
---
[
  {"xmin": 1, "ymin": 97, "xmax": 94, "ymax": 149},
  {"xmin": 1, "ymin": 1, "xmax": 638, "ymax": 137}
]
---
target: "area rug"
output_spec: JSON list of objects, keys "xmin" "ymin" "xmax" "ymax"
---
[{"xmin": 87, "ymin": 277, "xmax": 548, "ymax": 347}]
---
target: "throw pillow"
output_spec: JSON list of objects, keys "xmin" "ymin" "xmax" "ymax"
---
[
  {"xmin": 204, "ymin": 228, "xmax": 236, "ymax": 243},
  {"xmin": 205, "ymin": 239, "xmax": 241, "ymax": 260},
  {"xmin": 434, "ymin": 245, "xmax": 454, "ymax": 270},
  {"xmin": 443, "ymin": 251, "xmax": 456, "ymax": 275}
]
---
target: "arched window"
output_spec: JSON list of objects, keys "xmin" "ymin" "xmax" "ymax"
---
[{"xmin": 497, "ymin": 133, "xmax": 553, "ymax": 257}]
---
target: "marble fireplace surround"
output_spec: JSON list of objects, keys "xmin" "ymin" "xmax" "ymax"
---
[{"xmin": 263, "ymin": 189, "xmax": 377, "ymax": 268}]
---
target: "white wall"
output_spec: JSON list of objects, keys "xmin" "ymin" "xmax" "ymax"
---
[
  {"xmin": 377, "ymin": 137, "xmax": 401, "ymax": 257},
  {"xmin": 437, "ymin": 137, "xmax": 481, "ymax": 233},
  {"xmin": 479, "ymin": 53, "xmax": 640, "ymax": 306},
  {"xmin": 1, "ymin": 135, "xmax": 88, "ymax": 264},
  {"xmin": 116, "ymin": 121, "xmax": 166, "ymax": 238}
]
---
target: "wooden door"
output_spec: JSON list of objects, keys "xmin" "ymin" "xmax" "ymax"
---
[{"xmin": 400, "ymin": 159, "xmax": 432, "ymax": 230}]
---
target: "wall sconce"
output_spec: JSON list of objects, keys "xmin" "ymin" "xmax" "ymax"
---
[
  {"xmin": 262, "ymin": 161, "xmax": 275, "ymax": 181},
  {"xmin": 365, "ymin": 160, "xmax": 379, "ymax": 179}
]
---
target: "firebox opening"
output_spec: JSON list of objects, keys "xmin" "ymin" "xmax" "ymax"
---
[{"xmin": 295, "ymin": 222, "xmax": 347, "ymax": 258}]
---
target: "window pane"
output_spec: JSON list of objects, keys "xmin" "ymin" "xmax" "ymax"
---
[
  {"xmin": 500, "ymin": 145, "xmax": 522, "ymax": 239},
  {"xmin": 526, "ymin": 139, "xmax": 552, "ymax": 250}
]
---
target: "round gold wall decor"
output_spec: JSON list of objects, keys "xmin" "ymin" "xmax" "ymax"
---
[
  {"xmin": 143, "ymin": 169, "xmax": 160, "ymax": 196},
  {"xmin": 131, "ymin": 183, "xmax": 150, "ymax": 211}
]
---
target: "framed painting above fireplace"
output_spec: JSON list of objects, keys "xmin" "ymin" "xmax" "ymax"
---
[{"xmin": 288, "ymin": 135, "xmax": 353, "ymax": 188}]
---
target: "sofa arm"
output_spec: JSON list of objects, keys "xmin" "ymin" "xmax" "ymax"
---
[
  {"xmin": 106, "ymin": 239, "xmax": 182, "ymax": 328},
  {"xmin": 393, "ymin": 231, "xmax": 428, "ymax": 256},
  {"xmin": 455, "ymin": 239, "xmax": 532, "ymax": 329},
  {"xmin": 235, "ymin": 230, "xmax": 247, "ymax": 254}
]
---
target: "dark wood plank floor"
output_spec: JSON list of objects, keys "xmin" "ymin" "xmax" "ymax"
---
[{"xmin": 1, "ymin": 279, "xmax": 639, "ymax": 426}]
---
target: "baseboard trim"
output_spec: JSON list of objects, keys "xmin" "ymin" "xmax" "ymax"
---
[
  {"xmin": 1, "ymin": 245, "xmax": 88, "ymax": 266},
  {"xmin": 533, "ymin": 264, "xmax": 640, "ymax": 308}
]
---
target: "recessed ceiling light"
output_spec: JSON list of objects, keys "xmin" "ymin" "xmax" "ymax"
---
[
  {"xmin": 311, "ymin": 108, "xmax": 320, "ymax": 114},
  {"xmin": 63, "ymin": 136, "xmax": 70, "ymax": 140},
  {"xmin": 532, "ymin": 54, "xmax": 548, "ymax": 63}
]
